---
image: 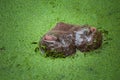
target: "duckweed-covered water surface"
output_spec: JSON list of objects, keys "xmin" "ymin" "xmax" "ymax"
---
[{"xmin": 0, "ymin": 0, "xmax": 120, "ymax": 80}]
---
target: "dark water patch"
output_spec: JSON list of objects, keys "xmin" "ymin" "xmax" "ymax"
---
[
  {"xmin": 31, "ymin": 41, "xmax": 37, "ymax": 44},
  {"xmin": 52, "ymin": 5, "xmax": 56, "ymax": 8},
  {"xmin": 76, "ymin": 8, "xmax": 80, "ymax": 11},
  {"xmin": 98, "ymin": 29, "xmax": 112, "ymax": 45},
  {"xmin": 34, "ymin": 47, "xmax": 39, "ymax": 53},
  {"xmin": 49, "ymin": 1, "xmax": 55, "ymax": 5},
  {"xmin": 86, "ymin": 67, "xmax": 94, "ymax": 72},
  {"xmin": 0, "ymin": 46, "xmax": 6, "ymax": 54},
  {"xmin": 19, "ymin": 39, "xmax": 24, "ymax": 42},
  {"xmin": 49, "ymin": 1, "xmax": 58, "ymax": 8},
  {"xmin": 27, "ymin": 66, "xmax": 31, "ymax": 70},
  {"xmin": 0, "ymin": 46, "xmax": 6, "ymax": 51},
  {"xmin": 16, "ymin": 64, "xmax": 21, "ymax": 67},
  {"xmin": 55, "ymin": 17, "xmax": 60, "ymax": 21},
  {"xmin": 102, "ymin": 30, "xmax": 109, "ymax": 35},
  {"xmin": 116, "ymin": 17, "xmax": 120, "ymax": 20}
]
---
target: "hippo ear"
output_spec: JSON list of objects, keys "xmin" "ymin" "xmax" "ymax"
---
[{"xmin": 90, "ymin": 27, "xmax": 96, "ymax": 32}]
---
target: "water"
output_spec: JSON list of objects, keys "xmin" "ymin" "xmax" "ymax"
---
[{"xmin": 0, "ymin": 0, "xmax": 120, "ymax": 80}]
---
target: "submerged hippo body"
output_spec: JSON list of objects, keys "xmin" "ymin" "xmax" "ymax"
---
[{"xmin": 39, "ymin": 22, "xmax": 102, "ymax": 57}]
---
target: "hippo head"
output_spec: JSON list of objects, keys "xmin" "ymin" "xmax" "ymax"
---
[
  {"xmin": 39, "ymin": 32, "xmax": 76, "ymax": 57},
  {"xmin": 75, "ymin": 26, "xmax": 102, "ymax": 52}
]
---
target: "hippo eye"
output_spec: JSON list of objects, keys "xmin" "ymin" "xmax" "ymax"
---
[{"xmin": 84, "ymin": 31, "xmax": 88, "ymax": 35}]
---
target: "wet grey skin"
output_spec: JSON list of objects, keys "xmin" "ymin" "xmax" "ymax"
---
[{"xmin": 39, "ymin": 22, "xmax": 102, "ymax": 57}]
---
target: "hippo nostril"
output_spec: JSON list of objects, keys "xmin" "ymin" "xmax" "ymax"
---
[
  {"xmin": 44, "ymin": 35, "xmax": 57, "ymax": 41},
  {"xmin": 44, "ymin": 35, "xmax": 53, "ymax": 40}
]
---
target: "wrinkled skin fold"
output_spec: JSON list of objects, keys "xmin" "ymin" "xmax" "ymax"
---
[{"xmin": 39, "ymin": 22, "xmax": 102, "ymax": 57}]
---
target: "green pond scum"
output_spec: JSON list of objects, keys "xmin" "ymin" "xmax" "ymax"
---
[{"xmin": 0, "ymin": 0, "xmax": 120, "ymax": 80}]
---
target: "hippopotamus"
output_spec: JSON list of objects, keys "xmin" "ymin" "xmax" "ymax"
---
[{"xmin": 39, "ymin": 22, "xmax": 102, "ymax": 57}]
